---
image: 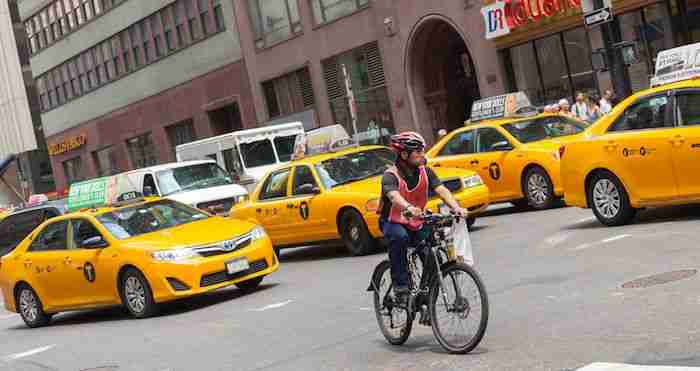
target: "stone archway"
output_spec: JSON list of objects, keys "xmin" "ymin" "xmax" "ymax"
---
[{"xmin": 406, "ymin": 16, "xmax": 481, "ymax": 142}]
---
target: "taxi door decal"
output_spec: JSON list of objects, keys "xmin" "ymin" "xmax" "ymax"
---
[
  {"xmin": 489, "ymin": 162, "xmax": 501, "ymax": 180},
  {"xmin": 83, "ymin": 262, "xmax": 96, "ymax": 283},
  {"xmin": 299, "ymin": 201, "xmax": 309, "ymax": 220}
]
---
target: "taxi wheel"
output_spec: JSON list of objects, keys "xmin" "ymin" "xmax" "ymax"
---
[
  {"xmin": 236, "ymin": 276, "xmax": 264, "ymax": 292},
  {"xmin": 466, "ymin": 216, "xmax": 476, "ymax": 230},
  {"xmin": 588, "ymin": 172, "xmax": 637, "ymax": 226},
  {"xmin": 120, "ymin": 268, "xmax": 158, "ymax": 319},
  {"xmin": 341, "ymin": 210, "xmax": 374, "ymax": 256},
  {"xmin": 16, "ymin": 284, "xmax": 51, "ymax": 328},
  {"xmin": 524, "ymin": 167, "xmax": 554, "ymax": 210}
]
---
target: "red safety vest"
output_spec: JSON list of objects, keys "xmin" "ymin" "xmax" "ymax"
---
[{"xmin": 385, "ymin": 165, "xmax": 429, "ymax": 231}]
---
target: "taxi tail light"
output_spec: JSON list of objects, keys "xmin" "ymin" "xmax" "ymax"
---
[{"xmin": 559, "ymin": 145, "xmax": 566, "ymax": 159}]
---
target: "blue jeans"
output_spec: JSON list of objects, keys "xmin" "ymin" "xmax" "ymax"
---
[{"xmin": 380, "ymin": 219, "xmax": 431, "ymax": 290}]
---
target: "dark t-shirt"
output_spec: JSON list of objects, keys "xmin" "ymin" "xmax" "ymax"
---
[{"xmin": 380, "ymin": 164, "xmax": 442, "ymax": 220}]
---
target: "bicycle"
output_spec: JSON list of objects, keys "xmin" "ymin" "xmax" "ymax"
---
[{"xmin": 367, "ymin": 212, "xmax": 489, "ymax": 354}]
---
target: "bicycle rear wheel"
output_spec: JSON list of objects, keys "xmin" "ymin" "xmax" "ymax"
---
[
  {"xmin": 429, "ymin": 263, "xmax": 489, "ymax": 354},
  {"xmin": 372, "ymin": 260, "xmax": 414, "ymax": 345}
]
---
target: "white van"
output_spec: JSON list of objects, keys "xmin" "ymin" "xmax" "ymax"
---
[
  {"xmin": 124, "ymin": 160, "xmax": 248, "ymax": 215},
  {"xmin": 175, "ymin": 122, "xmax": 304, "ymax": 191}
]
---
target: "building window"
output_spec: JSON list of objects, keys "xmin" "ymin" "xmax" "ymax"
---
[
  {"xmin": 311, "ymin": 0, "xmax": 368, "ymax": 25},
  {"xmin": 93, "ymin": 146, "xmax": 120, "ymax": 176},
  {"xmin": 198, "ymin": 0, "xmax": 211, "ymax": 36},
  {"xmin": 185, "ymin": 0, "xmax": 199, "ymax": 40},
  {"xmin": 322, "ymin": 42, "xmax": 394, "ymax": 145},
  {"xmin": 151, "ymin": 15, "xmax": 163, "ymax": 58},
  {"xmin": 213, "ymin": 0, "xmax": 225, "ymax": 32},
  {"xmin": 126, "ymin": 133, "xmax": 158, "ymax": 169},
  {"xmin": 535, "ymin": 35, "xmax": 570, "ymax": 104},
  {"xmin": 166, "ymin": 119, "xmax": 197, "ymax": 157},
  {"xmin": 262, "ymin": 67, "xmax": 315, "ymax": 119},
  {"xmin": 248, "ymin": 0, "xmax": 301, "ymax": 48},
  {"xmin": 63, "ymin": 156, "xmax": 84, "ymax": 184}
]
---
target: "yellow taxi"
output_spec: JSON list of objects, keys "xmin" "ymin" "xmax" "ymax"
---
[
  {"xmin": 230, "ymin": 145, "xmax": 490, "ymax": 256},
  {"xmin": 561, "ymin": 44, "xmax": 700, "ymax": 225},
  {"xmin": 0, "ymin": 177, "xmax": 278, "ymax": 328},
  {"xmin": 427, "ymin": 112, "xmax": 588, "ymax": 210}
]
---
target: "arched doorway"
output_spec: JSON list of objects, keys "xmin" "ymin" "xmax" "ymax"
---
[{"xmin": 407, "ymin": 17, "xmax": 481, "ymax": 142}]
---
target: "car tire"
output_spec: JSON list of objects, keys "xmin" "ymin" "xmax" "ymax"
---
[
  {"xmin": 120, "ymin": 268, "xmax": 158, "ymax": 319},
  {"xmin": 466, "ymin": 216, "xmax": 476, "ymax": 231},
  {"xmin": 524, "ymin": 167, "xmax": 555, "ymax": 210},
  {"xmin": 274, "ymin": 247, "xmax": 282, "ymax": 261},
  {"xmin": 510, "ymin": 199, "xmax": 531, "ymax": 210},
  {"xmin": 16, "ymin": 284, "xmax": 51, "ymax": 328},
  {"xmin": 236, "ymin": 276, "xmax": 264, "ymax": 292},
  {"xmin": 340, "ymin": 210, "xmax": 374, "ymax": 256},
  {"xmin": 588, "ymin": 172, "xmax": 637, "ymax": 226}
]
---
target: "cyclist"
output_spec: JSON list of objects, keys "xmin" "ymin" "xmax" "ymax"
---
[{"xmin": 379, "ymin": 131, "xmax": 468, "ymax": 304}]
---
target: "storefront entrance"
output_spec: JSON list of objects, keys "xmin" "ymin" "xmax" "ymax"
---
[{"xmin": 407, "ymin": 17, "xmax": 481, "ymax": 141}]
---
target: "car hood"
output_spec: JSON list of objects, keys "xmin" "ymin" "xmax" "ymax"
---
[
  {"xmin": 522, "ymin": 133, "xmax": 585, "ymax": 151},
  {"xmin": 166, "ymin": 184, "xmax": 248, "ymax": 206},
  {"xmin": 120, "ymin": 217, "xmax": 258, "ymax": 251}
]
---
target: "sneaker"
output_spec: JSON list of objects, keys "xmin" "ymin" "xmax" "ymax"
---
[{"xmin": 393, "ymin": 286, "xmax": 409, "ymax": 307}]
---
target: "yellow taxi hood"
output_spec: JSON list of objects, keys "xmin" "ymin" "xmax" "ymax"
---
[
  {"xmin": 330, "ymin": 167, "xmax": 477, "ymax": 194},
  {"xmin": 119, "ymin": 217, "xmax": 258, "ymax": 251},
  {"xmin": 521, "ymin": 133, "xmax": 585, "ymax": 151}
]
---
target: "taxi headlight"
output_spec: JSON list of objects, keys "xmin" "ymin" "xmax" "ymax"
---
[
  {"xmin": 249, "ymin": 226, "xmax": 266, "ymax": 240},
  {"xmin": 151, "ymin": 248, "xmax": 200, "ymax": 262},
  {"xmin": 463, "ymin": 175, "xmax": 483, "ymax": 188}
]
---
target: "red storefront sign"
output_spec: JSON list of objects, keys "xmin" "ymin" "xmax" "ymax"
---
[
  {"xmin": 483, "ymin": 0, "xmax": 582, "ymax": 39},
  {"xmin": 507, "ymin": 0, "xmax": 582, "ymax": 29}
]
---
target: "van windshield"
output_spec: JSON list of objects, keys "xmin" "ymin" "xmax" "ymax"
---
[
  {"xmin": 157, "ymin": 163, "xmax": 233, "ymax": 196},
  {"xmin": 239, "ymin": 134, "xmax": 298, "ymax": 168}
]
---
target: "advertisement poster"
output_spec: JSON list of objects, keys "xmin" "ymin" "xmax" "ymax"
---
[{"xmin": 651, "ymin": 42, "xmax": 700, "ymax": 87}]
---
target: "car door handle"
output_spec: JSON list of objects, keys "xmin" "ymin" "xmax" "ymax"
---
[
  {"xmin": 433, "ymin": 163, "xmax": 441, "ymax": 167},
  {"xmin": 670, "ymin": 136, "xmax": 686, "ymax": 146},
  {"xmin": 604, "ymin": 141, "xmax": 618, "ymax": 151},
  {"xmin": 470, "ymin": 160, "xmax": 479, "ymax": 165},
  {"xmin": 63, "ymin": 257, "xmax": 72, "ymax": 265},
  {"xmin": 691, "ymin": 143, "xmax": 700, "ymax": 149}
]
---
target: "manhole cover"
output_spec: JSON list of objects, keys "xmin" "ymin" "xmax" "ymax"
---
[{"xmin": 622, "ymin": 269, "xmax": 697, "ymax": 289}]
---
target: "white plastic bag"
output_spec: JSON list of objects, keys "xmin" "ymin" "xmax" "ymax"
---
[{"xmin": 452, "ymin": 217, "xmax": 474, "ymax": 266}]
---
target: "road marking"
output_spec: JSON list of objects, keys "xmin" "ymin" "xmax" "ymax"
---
[
  {"xmin": 0, "ymin": 314, "xmax": 17, "ymax": 320},
  {"xmin": 2, "ymin": 345, "xmax": 55, "ymax": 362},
  {"xmin": 542, "ymin": 232, "xmax": 571, "ymax": 248},
  {"xmin": 250, "ymin": 300, "xmax": 293, "ymax": 312},
  {"xmin": 359, "ymin": 307, "xmax": 372, "ymax": 311},
  {"xmin": 577, "ymin": 217, "xmax": 596, "ymax": 223},
  {"xmin": 572, "ymin": 234, "xmax": 631, "ymax": 251},
  {"xmin": 578, "ymin": 362, "xmax": 700, "ymax": 370},
  {"xmin": 601, "ymin": 234, "xmax": 631, "ymax": 243}
]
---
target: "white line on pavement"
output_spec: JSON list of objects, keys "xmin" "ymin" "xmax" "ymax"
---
[
  {"xmin": 601, "ymin": 234, "xmax": 631, "ymax": 243},
  {"xmin": 249, "ymin": 300, "xmax": 293, "ymax": 312},
  {"xmin": 578, "ymin": 362, "xmax": 700, "ymax": 370},
  {"xmin": 572, "ymin": 234, "xmax": 631, "ymax": 251},
  {"xmin": 2, "ymin": 345, "xmax": 55, "ymax": 362},
  {"xmin": 359, "ymin": 307, "xmax": 372, "ymax": 311},
  {"xmin": 577, "ymin": 217, "xmax": 596, "ymax": 223}
]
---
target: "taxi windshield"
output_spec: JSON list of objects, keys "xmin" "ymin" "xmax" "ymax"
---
[
  {"xmin": 315, "ymin": 148, "xmax": 395, "ymax": 188},
  {"xmin": 96, "ymin": 199, "xmax": 209, "ymax": 240},
  {"xmin": 157, "ymin": 163, "xmax": 233, "ymax": 196},
  {"xmin": 502, "ymin": 117, "xmax": 585, "ymax": 143}
]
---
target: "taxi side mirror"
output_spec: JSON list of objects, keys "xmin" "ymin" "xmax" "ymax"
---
[
  {"xmin": 82, "ymin": 236, "xmax": 108, "ymax": 249},
  {"xmin": 490, "ymin": 141, "xmax": 513, "ymax": 152},
  {"xmin": 296, "ymin": 183, "xmax": 321, "ymax": 195}
]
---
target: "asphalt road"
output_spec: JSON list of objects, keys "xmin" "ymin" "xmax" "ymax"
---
[{"xmin": 2, "ymin": 203, "xmax": 700, "ymax": 371}]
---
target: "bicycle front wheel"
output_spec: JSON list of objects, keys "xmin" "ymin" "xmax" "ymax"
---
[
  {"xmin": 429, "ymin": 263, "xmax": 489, "ymax": 354},
  {"xmin": 372, "ymin": 260, "xmax": 414, "ymax": 345}
]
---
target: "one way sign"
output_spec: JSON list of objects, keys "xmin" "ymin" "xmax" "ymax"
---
[{"xmin": 584, "ymin": 7, "xmax": 613, "ymax": 28}]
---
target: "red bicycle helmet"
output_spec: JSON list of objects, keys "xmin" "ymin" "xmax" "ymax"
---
[{"xmin": 390, "ymin": 131, "xmax": 426, "ymax": 153}]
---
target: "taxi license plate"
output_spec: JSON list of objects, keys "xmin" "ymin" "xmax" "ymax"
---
[{"xmin": 226, "ymin": 258, "xmax": 249, "ymax": 275}]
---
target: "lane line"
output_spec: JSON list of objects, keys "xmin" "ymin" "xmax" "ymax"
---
[
  {"xmin": 249, "ymin": 300, "xmax": 293, "ymax": 312},
  {"xmin": 577, "ymin": 217, "xmax": 596, "ymax": 223},
  {"xmin": 578, "ymin": 362, "xmax": 700, "ymax": 370},
  {"xmin": 601, "ymin": 234, "xmax": 631, "ymax": 243},
  {"xmin": 3, "ymin": 345, "xmax": 55, "ymax": 362}
]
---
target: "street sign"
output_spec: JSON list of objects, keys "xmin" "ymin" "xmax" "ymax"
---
[{"xmin": 584, "ymin": 7, "xmax": 613, "ymax": 28}]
